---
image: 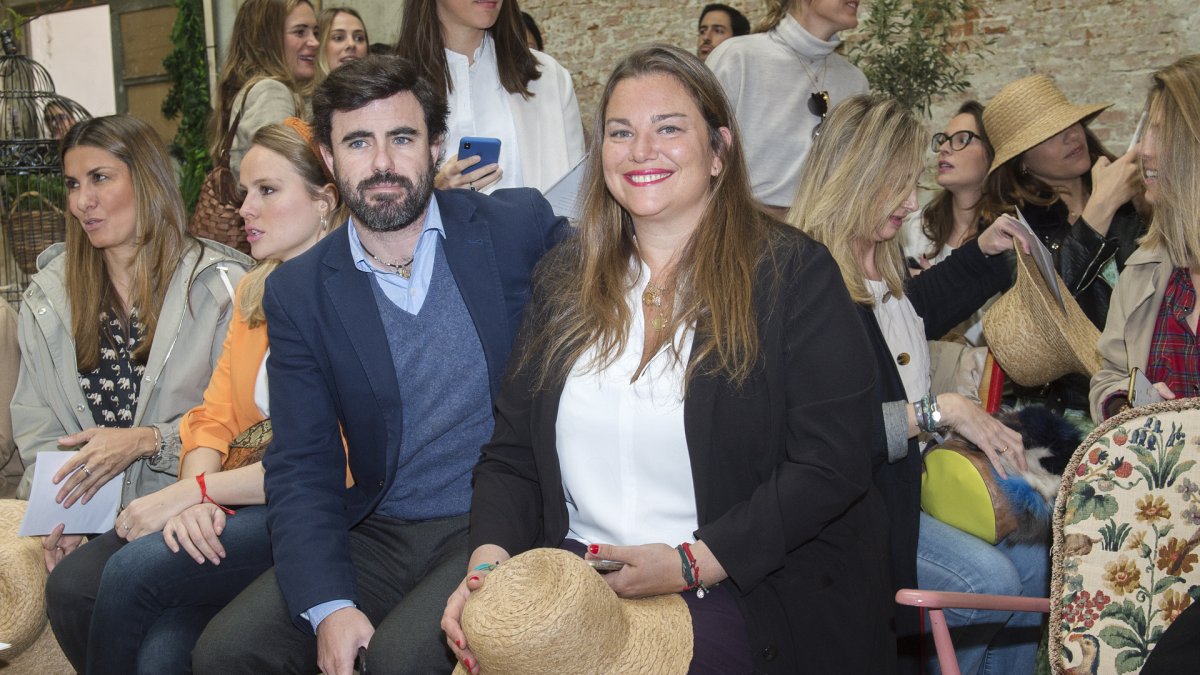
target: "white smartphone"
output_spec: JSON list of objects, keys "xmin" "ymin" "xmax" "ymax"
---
[{"xmin": 1129, "ymin": 367, "xmax": 1165, "ymax": 408}]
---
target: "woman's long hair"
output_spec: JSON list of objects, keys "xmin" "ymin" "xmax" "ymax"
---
[
  {"xmin": 756, "ymin": 0, "xmax": 794, "ymax": 32},
  {"xmin": 61, "ymin": 115, "xmax": 193, "ymax": 372},
  {"xmin": 213, "ymin": 0, "xmax": 310, "ymax": 152},
  {"xmin": 518, "ymin": 44, "xmax": 766, "ymax": 391},
  {"xmin": 394, "ymin": 0, "xmax": 541, "ymax": 99},
  {"xmin": 788, "ymin": 95, "xmax": 926, "ymax": 306},
  {"xmin": 237, "ymin": 123, "xmax": 341, "ymax": 328},
  {"xmin": 921, "ymin": 100, "xmax": 992, "ymax": 259},
  {"xmin": 316, "ymin": 7, "xmax": 368, "ymax": 81},
  {"xmin": 981, "ymin": 124, "xmax": 1114, "ymax": 219},
  {"xmin": 1139, "ymin": 55, "xmax": 1200, "ymax": 268}
]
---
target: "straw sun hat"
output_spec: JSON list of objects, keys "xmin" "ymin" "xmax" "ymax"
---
[
  {"xmin": 983, "ymin": 74, "xmax": 1112, "ymax": 174},
  {"xmin": 453, "ymin": 548, "xmax": 693, "ymax": 675},
  {"xmin": 982, "ymin": 241, "xmax": 1101, "ymax": 387}
]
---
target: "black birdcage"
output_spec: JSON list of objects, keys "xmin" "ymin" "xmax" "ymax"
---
[{"xmin": 0, "ymin": 28, "xmax": 90, "ymax": 303}]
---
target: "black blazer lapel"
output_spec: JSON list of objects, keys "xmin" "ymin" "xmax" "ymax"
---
[
  {"xmin": 684, "ymin": 365, "xmax": 719, "ymax": 525},
  {"xmin": 439, "ymin": 195, "xmax": 512, "ymax": 396}
]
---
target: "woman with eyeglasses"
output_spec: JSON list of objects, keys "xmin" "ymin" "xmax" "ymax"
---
[
  {"xmin": 901, "ymin": 101, "xmax": 996, "ymax": 345},
  {"xmin": 707, "ymin": 0, "xmax": 868, "ymax": 220}
]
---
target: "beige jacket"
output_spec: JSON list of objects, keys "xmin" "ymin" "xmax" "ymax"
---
[
  {"xmin": 1, "ymin": 297, "xmax": 20, "ymax": 497},
  {"xmin": 13, "ymin": 240, "xmax": 249, "ymax": 509},
  {"xmin": 1089, "ymin": 245, "xmax": 1174, "ymax": 422}
]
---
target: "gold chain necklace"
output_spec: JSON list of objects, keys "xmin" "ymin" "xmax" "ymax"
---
[{"xmin": 642, "ymin": 281, "xmax": 674, "ymax": 332}]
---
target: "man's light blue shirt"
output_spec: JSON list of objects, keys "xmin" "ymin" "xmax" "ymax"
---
[
  {"xmin": 347, "ymin": 196, "xmax": 446, "ymax": 315},
  {"xmin": 302, "ymin": 197, "xmax": 446, "ymax": 632}
]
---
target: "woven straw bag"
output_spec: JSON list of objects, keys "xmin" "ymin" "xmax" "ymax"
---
[
  {"xmin": 188, "ymin": 100, "xmax": 249, "ymax": 253},
  {"xmin": 2, "ymin": 191, "xmax": 64, "ymax": 274}
]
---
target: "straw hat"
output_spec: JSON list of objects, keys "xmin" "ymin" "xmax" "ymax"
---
[
  {"xmin": 453, "ymin": 548, "xmax": 693, "ymax": 675},
  {"xmin": 983, "ymin": 74, "xmax": 1111, "ymax": 174},
  {"xmin": 982, "ymin": 242, "xmax": 1101, "ymax": 387}
]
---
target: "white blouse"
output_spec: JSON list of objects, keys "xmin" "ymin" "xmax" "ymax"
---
[
  {"xmin": 868, "ymin": 279, "xmax": 931, "ymax": 403},
  {"xmin": 556, "ymin": 264, "xmax": 698, "ymax": 547},
  {"xmin": 444, "ymin": 34, "xmax": 524, "ymax": 192}
]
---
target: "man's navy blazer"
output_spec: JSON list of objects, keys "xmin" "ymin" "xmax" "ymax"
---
[{"xmin": 260, "ymin": 187, "xmax": 568, "ymax": 623}]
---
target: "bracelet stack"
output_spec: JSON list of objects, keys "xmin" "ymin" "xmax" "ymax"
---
[
  {"xmin": 914, "ymin": 394, "xmax": 946, "ymax": 434},
  {"xmin": 675, "ymin": 542, "xmax": 710, "ymax": 599}
]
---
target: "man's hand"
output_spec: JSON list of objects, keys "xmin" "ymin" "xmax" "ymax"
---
[{"xmin": 316, "ymin": 607, "xmax": 374, "ymax": 675}]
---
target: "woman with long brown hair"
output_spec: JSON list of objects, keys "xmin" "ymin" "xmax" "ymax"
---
[
  {"xmin": 442, "ymin": 45, "xmax": 893, "ymax": 674},
  {"xmin": 215, "ymin": 0, "xmax": 319, "ymax": 179},
  {"xmin": 394, "ymin": 0, "xmax": 584, "ymax": 193},
  {"xmin": 11, "ymin": 114, "xmax": 250, "ymax": 671}
]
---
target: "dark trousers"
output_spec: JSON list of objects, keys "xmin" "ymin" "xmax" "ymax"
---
[
  {"xmin": 193, "ymin": 512, "xmax": 468, "ymax": 675},
  {"xmin": 44, "ymin": 505, "xmax": 274, "ymax": 675}
]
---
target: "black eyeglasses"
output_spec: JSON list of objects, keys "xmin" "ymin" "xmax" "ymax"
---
[
  {"xmin": 931, "ymin": 130, "xmax": 981, "ymax": 153},
  {"xmin": 809, "ymin": 91, "xmax": 829, "ymax": 139}
]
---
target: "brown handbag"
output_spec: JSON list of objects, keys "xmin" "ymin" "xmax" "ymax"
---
[
  {"xmin": 224, "ymin": 418, "xmax": 272, "ymax": 470},
  {"xmin": 188, "ymin": 99, "xmax": 250, "ymax": 253}
]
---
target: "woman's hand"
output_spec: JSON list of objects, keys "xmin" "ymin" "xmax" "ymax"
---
[
  {"xmin": 1153, "ymin": 382, "xmax": 1177, "ymax": 401},
  {"xmin": 116, "ymin": 479, "xmax": 201, "ymax": 541},
  {"xmin": 1082, "ymin": 147, "xmax": 1142, "ymax": 234},
  {"xmin": 976, "ymin": 214, "xmax": 1034, "ymax": 257},
  {"xmin": 938, "ymin": 393, "xmax": 1027, "ymax": 478},
  {"xmin": 585, "ymin": 542, "xmax": 691, "ymax": 599},
  {"xmin": 53, "ymin": 426, "xmax": 155, "ymax": 507},
  {"xmin": 434, "ymin": 154, "xmax": 502, "ymax": 191},
  {"xmin": 443, "ymin": 544, "xmax": 510, "ymax": 675},
  {"xmin": 163, "ymin": 503, "xmax": 227, "ymax": 565},
  {"xmin": 42, "ymin": 523, "xmax": 84, "ymax": 572}
]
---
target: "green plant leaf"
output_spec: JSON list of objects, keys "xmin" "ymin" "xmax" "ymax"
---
[
  {"xmin": 1098, "ymin": 625, "xmax": 1143, "ymax": 651},
  {"xmin": 1115, "ymin": 647, "xmax": 1147, "ymax": 674}
]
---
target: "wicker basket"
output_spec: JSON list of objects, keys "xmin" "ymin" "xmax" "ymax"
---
[{"xmin": 2, "ymin": 190, "xmax": 64, "ymax": 275}]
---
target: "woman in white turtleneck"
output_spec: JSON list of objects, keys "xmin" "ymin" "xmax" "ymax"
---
[
  {"xmin": 394, "ymin": 0, "xmax": 584, "ymax": 195},
  {"xmin": 707, "ymin": 0, "xmax": 868, "ymax": 220}
]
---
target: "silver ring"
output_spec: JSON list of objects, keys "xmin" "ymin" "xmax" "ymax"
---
[
  {"xmin": 82, "ymin": 465, "xmax": 92, "ymax": 476},
  {"xmin": 123, "ymin": 522, "xmax": 131, "ymax": 532},
  {"xmin": 470, "ymin": 186, "xmax": 477, "ymax": 191}
]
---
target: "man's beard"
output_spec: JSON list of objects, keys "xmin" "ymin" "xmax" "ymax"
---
[{"xmin": 339, "ymin": 165, "xmax": 436, "ymax": 233}]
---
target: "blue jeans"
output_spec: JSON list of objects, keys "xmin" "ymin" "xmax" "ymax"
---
[
  {"xmin": 87, "ymin": 505, "xmax": 273, "ymax": 674},
  {"xmin": 916, "ymin": 512, "xmax": 1048, "ymax": 675}
]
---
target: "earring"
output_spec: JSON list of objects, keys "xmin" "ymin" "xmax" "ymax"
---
[{"xmin": 320, "ymin": 213, "xmax": 328, "ymax": 231}]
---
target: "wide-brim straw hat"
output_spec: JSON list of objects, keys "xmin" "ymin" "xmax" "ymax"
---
[
  {"xmin": 982, "ymin": 242, "xmax": 1101, "ymax": 387},
  {"xmin": 983, "ymin": 74, "xmax": 1111, "ymax": 174},
  {"xmin": 453, "ymin": 548, "xmax": 693, "ymax": 675}
]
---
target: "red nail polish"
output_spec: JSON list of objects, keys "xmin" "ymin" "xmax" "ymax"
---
[
  {"xmin": 469, "ymin": 576, "xmax": 479, "ymax": 582},
  {"xmin": 455, "ymin": 639, "xmax": 462, "ymax": 648},
  {"xmin": 465, "ymin": 658, "xmax": 473, "ymax": 670},
  {"xmin": 588, "ymin": 544, "xmax": 599, "ymax": 555}
]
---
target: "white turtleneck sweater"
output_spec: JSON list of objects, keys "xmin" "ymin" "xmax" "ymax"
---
[{"xmin": 707, "ymin": 14, "xmax": 869, "ymax": 209}]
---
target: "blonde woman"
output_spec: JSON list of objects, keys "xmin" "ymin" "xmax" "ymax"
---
[
  {"xmin": 791, "ymin": 95, "xmax": 1046, "ymax": 674},
  {"xmin": 317, "ymin": 7, "xmax": 369, "ymax": 78},
  {"xmin": 44, "ymin": 122, "xmax": 338, "ymax": 674},
  {"xmin": 1091, "ymin": 56, "xmax": 1200, "ymax": 422},
  {"xmin": 706, "ymin": 0, "xmax": 868, "ymax": 218},
  {"xmin": 216, "ymin": 0, "xmax": 319, "ymax": 180}
]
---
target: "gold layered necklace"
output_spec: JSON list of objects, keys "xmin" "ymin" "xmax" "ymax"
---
[{"xmin": 642, "ymin": 280, "xmax": 675, "ymax": 333}]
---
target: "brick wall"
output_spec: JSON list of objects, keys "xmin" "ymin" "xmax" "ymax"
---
[{"xmin": 518, "ymin": 0, "xmax": 1196, "ymax": 149}]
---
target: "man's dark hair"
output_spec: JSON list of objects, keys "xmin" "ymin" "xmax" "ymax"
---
[
  {"xmin": 312, "ymin": 55, "xmax": 449, "ymax": 149},
  {"xmin": 699, "ymin": 3, "xmax": 750, "ymax": 36}
]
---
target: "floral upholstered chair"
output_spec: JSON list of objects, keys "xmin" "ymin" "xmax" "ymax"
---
[{"xmin": 897, "ymin": 398, "xmax": 1200, "ymax": 675}]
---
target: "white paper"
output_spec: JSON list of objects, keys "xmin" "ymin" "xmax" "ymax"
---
[
  {"xmin": 543, "ymin": 155, "xmax": 588, "ymax": 222},
  {"xmin": 18, "ymin": 452, "xmax": 122, "ymax": 536},
  {"xmin": 1128, "ymin": 106, "xmax": 1148, "ymax": 154},
  {"xmin": 1012, "ymin": 207, "xmax": 1066, "ymax": 310}
]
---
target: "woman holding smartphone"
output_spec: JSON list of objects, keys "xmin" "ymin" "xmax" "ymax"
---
[
  {"xmin": 1091, "ymin": 56, "xmax": 1200, "ymax": 421},
  {"xmin": 394, "ymin": 0, "xmax": 584, "ymax": 194}
]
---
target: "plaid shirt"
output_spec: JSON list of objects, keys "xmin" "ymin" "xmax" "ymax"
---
[{"xmin": 1146, "ymin": 267, "xmax": 1200, "ymax": 398}]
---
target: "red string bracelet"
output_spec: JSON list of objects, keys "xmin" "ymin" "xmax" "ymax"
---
[
  {"xmin": 680, "ymin": 542, "xmax": 709, "ymax": 598},
  {"xmin": 196, "ymin": 472, "xmax": 236, "ymax": 515}
]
